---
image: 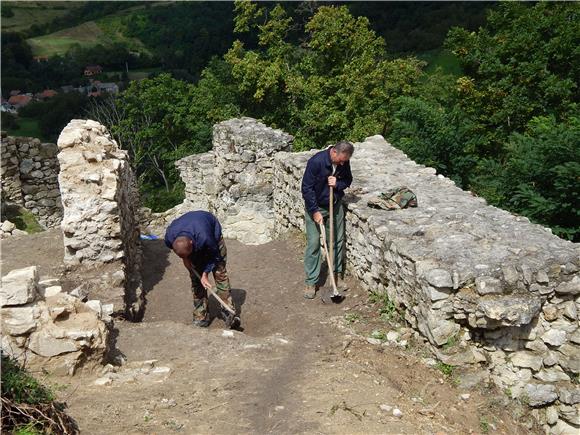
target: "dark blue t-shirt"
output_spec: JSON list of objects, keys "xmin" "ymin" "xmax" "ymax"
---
[{"xmin": 164, "ymin": 211, "xmax": 223, "ymax": 273}]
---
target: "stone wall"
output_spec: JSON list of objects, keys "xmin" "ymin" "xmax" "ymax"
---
[
  {"xmin": 0, "ymin": 132, "xmax": 63, "ymax": 228},
  {"xmin": 176, "ymin": 117, "xmax": 293, "ymax": 244},
  {"xmin": 1, "ymin": 266, "xmax": 110, "ymax": 375},
  {"xmin": 57, "ymin": 120, "xmax": 144, "ymax": 320},
  {"xmin": 273, "ymin": 135, "xmax": 579, "ymax": 433}
]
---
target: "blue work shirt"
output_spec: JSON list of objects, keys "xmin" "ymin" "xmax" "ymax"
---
[
  {"xmin": 301, "ymin": 148, "xmax": 353, "ymax": 215},
  {"xmin": 164, "ymin": 211, "xmax": 223, "ymax": 273}
]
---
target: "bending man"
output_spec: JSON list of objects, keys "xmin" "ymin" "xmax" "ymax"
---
[
  {"xmin": 301, "ymin": 140, "xmax": 354, "ymax": 299},
  {"xmin": 165, "ymin": 211, "xmax": 237, "ymax": 328}
]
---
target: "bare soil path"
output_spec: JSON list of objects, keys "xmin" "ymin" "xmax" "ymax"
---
[{"xmin": 1, "ymin": 231, "xmax": 536, "ymax": 434}]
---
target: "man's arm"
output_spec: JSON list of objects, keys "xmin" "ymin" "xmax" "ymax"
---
[{"xmin": 301, "ymin": 159, "xmax": 324, "ymax": 223}]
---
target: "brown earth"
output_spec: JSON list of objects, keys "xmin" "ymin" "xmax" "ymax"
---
[{"xmin": 1, "ymin": 230, "xmax": 538, "ymax": 434}]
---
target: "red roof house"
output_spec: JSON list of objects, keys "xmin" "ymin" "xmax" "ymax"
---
[{"xmin": 8, "ymin": 95, "xmax": 32, "ymax": 108}]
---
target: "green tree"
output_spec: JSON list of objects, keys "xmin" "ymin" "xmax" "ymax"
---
[
  {"xmin": 225, "ymin": 3, "xmax": 424, "ymax": 150},
  {"xmin": 502, "ymin": 116, "xmax": 580, "ymax": 241},
  {"xmin": 446, "ymin": 2, "xmax": 579, "ymax": 156}
]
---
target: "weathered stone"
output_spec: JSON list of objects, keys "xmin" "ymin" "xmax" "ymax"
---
[
  {"xmin": 555, "ymin": 276, "xmax": 580, "ymax": 295},
  {"xmin": 559, "ymin": 388, "xmax": 580, "ymax": 405},
  {"xmin": 1, "ymin": 305, "xmax": 40, "ymax": 335},
  {"xmin": 558, "ymin": 404, "xmax": 580, "ymax": 426},
  {"xmin": 560, "ymin": 301, "xmax": 577, "ymax": 320},
  {"xmin": 550, "ymin": 419, "xmax": 579, "ymax": 435},
  {"xmin": 425, "ymin": 269, "xmax": 453, "ymax": 288},
  {"xmin": 543, "ymin": 351, "xmax": 559, "ymax": 367},
  {"xmin": 542, "ymin": 329, "xmax": 567, "ymax": 347},
  {"xmin": 1, "ymin": 220, "xmax": 16, "ymax": 232},
  {"xmin": 1, "ymin": 266, "xmax": 38, "ymax": 307},
  {"xmin": 510, "ymin": 351, "xmax": 543, "ymax": 371},
  {"xmin": 557, "ymin": 344, "xmax": 580, "ymax": 373},
  {"xmin": 546, "ymin": 406, "xmax": 559, "ymax": 425},
  {"xmin": 478, "ymin": 294, "xmax": 542, "ymax": 327},
  {"xmin": 524, "ymin": 383, "xmax": 558, "ymax": 407},
  {"xmin": 533, "ymin": 366, "xmax": 570, "ymax": 382},
  {"xmin": 28, "ymin": 330, "xmax": 79, "ymax": 357},
  {"xmin": 58, "ymin": 119, "xmax": 143, "ymax": 318},
  {"xmin": 543, "ymin": 305, "xmax": 560, "ymax": 322},
  {"xmin": 475, "ymin": 276, "xmax": 503, "ymax": 295}
]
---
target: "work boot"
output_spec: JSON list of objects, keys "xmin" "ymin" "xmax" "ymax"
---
[
  {"xmin": 303, "ymin": 284, "xmax": 318, "ymax": 299},
  {"xmin": 193, "ymin": 317, "xmax": 210, "ymax": 328}
]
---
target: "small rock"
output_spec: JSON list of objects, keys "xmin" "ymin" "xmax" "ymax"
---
[
  {"xmin": 541, "ymin": 329, "xmax": 566, "ymax": 346},
  {"xmin": 379, "ymin": 404, "xmax": 392, "ymax": 412},
  {"xmin": 546, "ymin": 406, "xmax": 559, "ymax": 425},
  {"xmin": 274, "ymin": 405, "xmax": 284, "ymax": 411},
  {"xmin": 94, "ymin": 376, "xmax": 113, "ymax": 386},
  {"xmin": 366, "ymin": 337, "xmax": 382, "ymax": 345},
  {"xmin": 222, "ymin": 330, "xmax": 234, "ymax": 338},
  {"xmin": 460, "ymin": 394, "xmax": 470, "ymax": 401},
  {"xmin": 386, "ymin": 331, "xmax": 400, "ymax": 342},
  {"xmin": 392, "ymin": 408, "xmax": 403, "ymax": 418},
  {"xmin": 1, "ymin": 220, "xmax": 16, "ymax": 232}
]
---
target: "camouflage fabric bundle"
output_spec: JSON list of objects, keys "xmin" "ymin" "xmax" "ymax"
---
[{"xmin": 367, "ymin": 186, "xmax": 418, "ymax": 210}]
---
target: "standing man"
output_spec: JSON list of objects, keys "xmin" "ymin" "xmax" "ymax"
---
[
  {"xmin": 164, "ymin": 211, "xmax": 238, "ymax": 328},
  {"xmin": 301, "ymin": 140, "xmax": 354, "ymax": 300}
]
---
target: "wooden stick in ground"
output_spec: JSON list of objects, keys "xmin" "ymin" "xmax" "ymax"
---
[
  {"xmin": 329, "ymin": 185, "xmax": 334, "ymax": 286},
  {"xmin": 318, "ymin": 222, "xmax": 339, "ymax": 296},
  {"xmin": 190, "ymin": 269, "xmax": 236, "ymax": 315}
]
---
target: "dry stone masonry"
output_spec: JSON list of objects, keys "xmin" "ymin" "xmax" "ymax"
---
[
  {"xmin": 272, "ymin": 134, "xmax": 579, "ymax": 434},
  {"xmin": 1, "ymin": 132, "xmax": 63, "ymax": 228},
  {"xmin": 0, "ymin": 266, "xmax": 110, "ymax": 375},
  {"xmin": 57, "ymin": 120, "xmax": 144, "ymax": 319},
  {"xmin": 176, "ymin": 117, "xmax": 293, "ymax": 244}
]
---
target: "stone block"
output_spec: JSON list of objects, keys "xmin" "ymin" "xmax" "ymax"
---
[
  {"xmin": 475, "ymin": 276, "xmax": 504, "ymax": 295},
  {"xmin": 559, "ymin": 388, "xmax": 580, "ymax": 405},
  {"xmin": 556, "ymin": 276, "xmax": 580, "ymax": 296},
  {"xmin": 510, "ymin": 351, "xmax": 543, "ymax": 371},
  {"xmin": 542, "ymin": 329, "xmax": 567, "ymax": 347},
  {"xmin": 524, "ymin": 383, "xmax": 558, "ymax": 407},
  {"xmin": 1, "ymin": 266, "xmax": 39, "ymax": 307},
  {"xmin": 28, "ymin": 330, "xmax": 79, "ymax": 357},
  {"xmin": 1, "ymin": 305, "xmax": 40, "ymax": 335}
]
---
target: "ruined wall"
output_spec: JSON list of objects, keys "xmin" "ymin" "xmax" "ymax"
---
[
  {"xmin": 0, "ymin": 133, "xmax": 63, "ymax": 228},
  {"xmin": 57, "ymin": 120, "xmax": 144, "ymax": 319},
  {"xmin": 176, "ymin": 117, "xmax": 293, "ymax": 244},
  {"xmin": 273, "ymin": 135, "xmax": 579, "ymax": 433},
  {"xmin": 0, "ymin": 266, "xmax": 110, "ymax": 375}
]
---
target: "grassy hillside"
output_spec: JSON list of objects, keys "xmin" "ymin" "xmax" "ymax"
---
[
  {"xmin": 1, "ymin": 1, "xmax": 84, "ymax": 33},
  {"xmin": 24, "ymin": 3, "xmax": 170, "ymax": 57}
]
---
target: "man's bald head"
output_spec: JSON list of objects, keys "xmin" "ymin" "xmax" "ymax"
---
[{"xmin": 172, "ymin": 236, "xmax": 193, "ymax": 258}]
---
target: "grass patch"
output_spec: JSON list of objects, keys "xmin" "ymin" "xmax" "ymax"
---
[
  {"xmin": 1, "ymin": 352, "xmax": 78, "ymax": 433},
  {"xmin": 3, "ymin": 204, "xmax": 44, "ymax": 234},
  {"xmin": 27, "ymin": 21, "xmax": 105, "ymax": 57},
  {"xmin": 435, "ymin": 361, "xmax": 455, "ymax": 377},
  {"xmin": 369, "ymin": 290, "xmax": 398, "ymax": 321},
  {"xmin": 479, "ymin": 416, "xmax": 490, "ymax": 433},
  {"xmin": 344, "ymin": 313, "xmax": 361, "ymax": 324},
  {"xmin": 2, "ymin": 2, "xmax": 82, "ymax": 33},
  {"xmin": 6, "ymin": 118, "xmax": 47, "ymax": 141}
]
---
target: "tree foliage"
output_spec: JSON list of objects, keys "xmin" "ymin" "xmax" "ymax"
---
[{"xmin": 226, "ymin": 3, "xmax": 423, "ymax": 149}]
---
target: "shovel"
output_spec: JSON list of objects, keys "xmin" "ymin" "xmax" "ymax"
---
[
  {"xmin": 191, "ymin": 269, "xmax": 240, "ymax": 329},
  {"xmin": 318, "ymin": 208, "xmax": 344, "ymax": 303}
]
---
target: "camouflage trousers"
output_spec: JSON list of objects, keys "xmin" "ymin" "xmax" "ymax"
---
[{"xmin": 191, "ymin": 237, "xmax": 232, "ymax": 321}]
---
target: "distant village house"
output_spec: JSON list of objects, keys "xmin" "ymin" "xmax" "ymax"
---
[
  {"xmin": 84, "ymin": 65, "xmax": 103, "ymax": 77},
  {"xmin": 7, "ymin": 94, "xmax": 32, "ymax": 109}
]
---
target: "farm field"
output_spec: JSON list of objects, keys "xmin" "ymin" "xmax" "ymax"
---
[{"xmin": 2, "ymin": 1, "xmax": 84, "ymax": 33}]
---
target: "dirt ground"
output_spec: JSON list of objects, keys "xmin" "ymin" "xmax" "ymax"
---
[{"xmin": 1, "ymin": 230, "xmax": 539, "ymax": 434}]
